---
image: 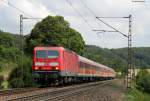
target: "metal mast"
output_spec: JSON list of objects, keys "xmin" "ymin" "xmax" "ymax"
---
[
  {"xmin": 20, "ymin": 14, "xmax": 24, "ymax": 71},
  {"xmin": 95, "ymin": 15, "xmax": 134, "ymax": 88},
  {"xmin": 127, "ymin": 15, "xmax": 132, "ymax": 88}
]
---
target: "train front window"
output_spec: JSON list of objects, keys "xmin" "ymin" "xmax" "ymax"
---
[
  {"xmin": 47, "ymin": 50, "xmax": 59, "ymax": 58},
  {"xmin": 36, "ymin": 50, "xmax": 46, "ymax": 58}
]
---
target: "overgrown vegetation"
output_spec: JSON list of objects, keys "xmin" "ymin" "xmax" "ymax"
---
[
  {"xmin": 136, "ymin": 70, "xmax": 150, "ymax": 93},
  {"xmin": 0, "ymin": 31, "xmax": 23, "ymax": 89},
  {"xmin": 125, "ymin": 70, "xmax": 150, "ymax": 101},
  {"xmin": 8, "ymin": 57, "xmax": 36, "ymax": 88},
  {"xmin": 126, "ymin": 88, "xmax": 150, "ymax": 101}
]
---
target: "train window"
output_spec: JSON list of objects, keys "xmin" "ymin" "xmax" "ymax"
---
[
  {"xmin": 80, "ymin": 62, "xmax": 84, "ymax": 68},
  {"xmin": 36, "ymin": 50, "xmax": 46, "ymax": 58},
  {"xmin": 95, "ymin": 66, "xmax": 99, "ymax": 71},
  {"xmin": 79, "ymin": 62, "xmax": 81, "ymax": 67},
  {"xmin": 81, "ymin": 63, "xmax": 83, "ymax": 68},
  {"xmin": 87, "ymin": 64, "xmax": 90, "ymax": 68},
  {"xmin": 84, "ymin": 63, "xmax": 87, "ymax": 68},
  {"xmin": 48, "ymin": 50, "xmax": 59, "ymax": 58}
]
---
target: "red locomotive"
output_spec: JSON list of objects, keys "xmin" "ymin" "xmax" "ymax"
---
[{"xmin": 32, "ymin": 47, "xmax": 116, "ymax": 85}]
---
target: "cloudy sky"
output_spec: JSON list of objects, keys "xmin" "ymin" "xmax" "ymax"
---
[{"xmin": 0, "ymin": 0, "xmax": 149, "ymax": 48}]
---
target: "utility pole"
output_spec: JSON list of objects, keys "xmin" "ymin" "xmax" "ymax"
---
[
  {"xmin": 127, "ymin": 15, "xmax": 132, "ymax": 88},
  {"xmin": 19, "ymin": 14, "xmax": 41, "ymax": 79},
  {"xmin": 95, "ymin": 15, "xmax": 134, "ymax": 88},
  {"xmin": 20, "ymin": 15, "xmax": 24, "ymax": 74}
]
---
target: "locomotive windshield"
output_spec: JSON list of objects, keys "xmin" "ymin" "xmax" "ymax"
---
[
  {"xmin": 47, "ymin": 50, "xmax": 59, "ymax": 58},
  {"xmin": 36, "ymin": 50, "xmax": 46, "ymax": 58},
  {"xmin": 36, "ymin": 50, "xmax": 58, "ymax": 58}
]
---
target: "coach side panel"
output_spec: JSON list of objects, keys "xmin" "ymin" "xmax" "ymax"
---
[{"xmin": 61, "ymin": 50, "xmax": 78, "ymax": 76}]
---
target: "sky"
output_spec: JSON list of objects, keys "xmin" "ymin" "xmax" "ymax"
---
[{"xmin": 0, "ymin": 0, "xmax": 149, "ymax": 48}]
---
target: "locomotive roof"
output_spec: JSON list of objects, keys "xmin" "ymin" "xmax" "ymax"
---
[{"xmin": 34, "ymin": 46, "xmax": 64, "ymax": 50}]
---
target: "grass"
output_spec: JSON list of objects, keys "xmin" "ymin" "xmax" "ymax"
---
[
  {"xmin": 1, "ymin": 80, "xmax": 9, "ymax": 90},
  {"xmin": 0, "ymin": 60, "xmax": 17, "ymax": 89},
  {"xmin": 0, "ymin": 61, "xmax": 17, "ymax": 79},
  {"xmin": 125, "ymin": 88, "xmax": 150, "ymax": 101}
]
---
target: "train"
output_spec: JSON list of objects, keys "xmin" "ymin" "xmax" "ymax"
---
[{"xmin": 32, "ymin": 47, "xmax": 116, "ymax": 85}]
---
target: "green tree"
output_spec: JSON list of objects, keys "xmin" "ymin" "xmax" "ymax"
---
[
  {"xmin": 0, "ymin": 31, "xmax": 14, "ymax": 47},
  {"xmin": 26, "ymin": 15, "xmax": 85, "ymax": 55},
  {"xmin": 136, "ymin": 69, "xmax": 150, "ymax": 93}
]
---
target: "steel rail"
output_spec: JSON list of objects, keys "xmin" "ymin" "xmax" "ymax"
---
[
  {"xmin": 7, "ymin": 80, "xmax": 114, "ymax": 101},
  {"xmin": 0, "ymin": 88, "xmax": 40, "ymax": 96},
  {"xmin": 44, "ymin": 81, "xmax": 111, "ymax": 101}
]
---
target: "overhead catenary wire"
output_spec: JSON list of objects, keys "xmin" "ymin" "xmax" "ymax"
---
[
  {"xmin": 65, "ymin": 0, "xmax": 94, "ymax": 29},
  {"xmin": 80, "ymin": 0, "xmax": 104, "ymax": 30},
  {"xmin": 80, "ymin": 0, "xmax": 116, "ymax": 45},
  {"xmin": 80, "ymin": 0, "xmax": 115, "ymax": 39},
  {"xmin": 96, "ymin": 17, "xmax": 128, "ymax": 38},
  {"xmin": 1, "ymin": 0, "xmax": 40, "ymax": 22},
  {"xmin": 80, "ymin": 0, "xmax": 97, "ymax": 17},
  {"xmin": 80, "ymin": 0, "xmax": 128, "ymax": 38}
]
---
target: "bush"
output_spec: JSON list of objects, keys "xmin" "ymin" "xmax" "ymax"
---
[
  {"xmin": 136, "ymin": 69, "xmax": 150, "ymax": 93},
  {"xmin": 0, "ymin": 75, "xmax": 4, "ymax": 87},
  {"xmin": 9, "ymin": 78, "xmax": 24, "ymax": 88},
  {"xmin": 8, "ymin": 57, "xmax": 37, "ymax": 88}
]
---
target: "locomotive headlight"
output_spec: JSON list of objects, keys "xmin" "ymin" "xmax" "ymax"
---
[
  {"xmin": 34, "ymin": 67, "xmax": 39, "ymax": 70},
  {"xmin": 35, "ymin": 62, "xmax": 44, "ymax": 66},
  {"xmin": 49, "ymin": 62, "xmax": 59, "ymax": 66},
  {"xmin": 55, "ymin": 67, "xmax": 59, "ymax": 70}
]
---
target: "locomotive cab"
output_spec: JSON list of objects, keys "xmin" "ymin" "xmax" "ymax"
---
[
  {"xmin": 33, "ymin": 49, "xmax": 59, "ymax": 71},
  {"xmin": 32, "ymin": 47, "xmax": 62, "ymax": 84}
]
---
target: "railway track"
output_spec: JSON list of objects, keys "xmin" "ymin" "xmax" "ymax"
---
[
  {"xmin": 0, "ymin": 88, "xmax": 41, "ymax": 96},
  {"xmin": 44, "ymin": 80, "xmax": 114, "ymax": 101},
  {"xmin": 1, "ymin": 80, "xmax": 114, "ymax": 101}
]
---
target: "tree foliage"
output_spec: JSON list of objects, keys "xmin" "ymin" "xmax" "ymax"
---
[
  {"xmin": 0, "ymin": 31, "xmax": 21, "ymax": 48},
  {"xmin": 0, "ymin": 31, "xmax": 34, "ymax": 88},
  {"xmin": 26, "ymin": 15, "xmax": 85, "ymax": 55},
  {"xmin": 136, "ymin": 70, "xmax": 150, "ymax": 93},
  {"xmin": 114, "ymin": 47, "xmax": 150, "ymax": 68}
]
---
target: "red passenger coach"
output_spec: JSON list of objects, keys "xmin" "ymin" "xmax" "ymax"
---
[{"xmin": 32, "ymin": 47, "xmax": 116, "ymax": 85}]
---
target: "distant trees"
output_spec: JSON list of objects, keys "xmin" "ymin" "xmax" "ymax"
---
[{"xmin": 26, "ymin": 15, "xmax": 85, "ymax": 55}]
